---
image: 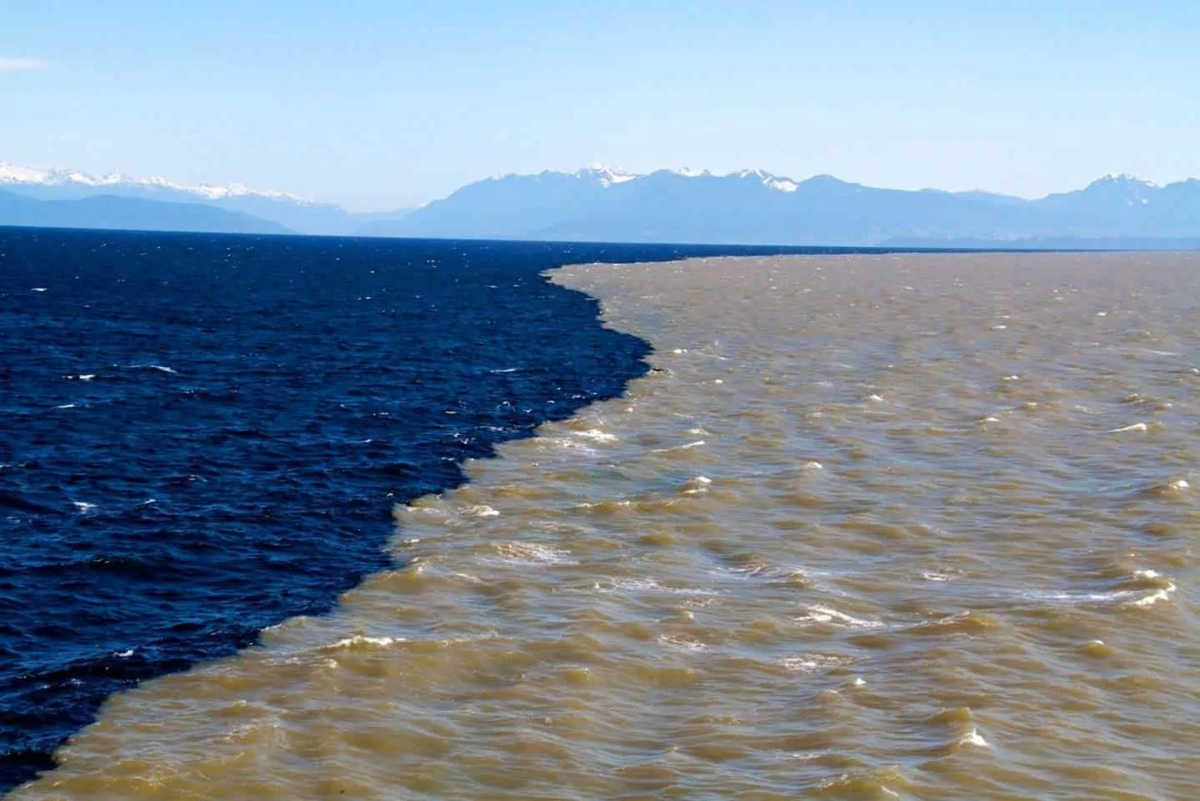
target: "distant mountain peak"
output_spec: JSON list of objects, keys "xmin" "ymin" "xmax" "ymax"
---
[{"xmin": 579, "ymin": 165, "xmax": 639, "ymax": 186}]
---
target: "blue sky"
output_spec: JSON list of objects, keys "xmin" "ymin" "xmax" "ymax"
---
[{"xmin": 3, "ymin": 0, "xmax": 1197, "ymax": 210}]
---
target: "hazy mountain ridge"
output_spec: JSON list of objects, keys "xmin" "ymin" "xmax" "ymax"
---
[
  {"xmin": 0, "ymin": 191, "xmax": 291, "ymax": 235},
  {"xmin": 371, "ymin": 169, "xmax": 1200, "ymax": 245},
  {"xmin": 2, "ymin": 161, "xmax": 1198, "ymax": 245}
]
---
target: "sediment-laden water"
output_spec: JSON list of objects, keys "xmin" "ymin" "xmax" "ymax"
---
[{"xmin": 13, "ymin": 251, "xmax": 1200, "ymax": 800}]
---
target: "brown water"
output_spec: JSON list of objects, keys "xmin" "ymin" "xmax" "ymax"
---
[{"xmin": 15, "ymin": 252, "xmax": 1200, "ymax": 800}]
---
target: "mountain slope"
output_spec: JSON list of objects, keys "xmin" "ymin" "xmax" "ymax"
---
[{"xmin": 0, "ymin": 191, "xmax": 291, "ymax": 235}]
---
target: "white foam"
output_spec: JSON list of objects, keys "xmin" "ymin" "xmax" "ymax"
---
[
  {"xmin": 56, "ymin": 404, "xmax": 76, "ymax": 410},
  {"xmin": 795, "ymin": 605, "xmax": 883, "ymax": 628},
  {"xmin": 921, "ymin": 571, "xmax": 955, "ymax": 582},
  {"xmin": 72, "ymin": 501, "xmax": 96, "ymax": 513},
  {"xmin": 1128, "ymin": 582, "xmax": 1176, "ymax": 607},
  {"xmin": 31, "ymin": 287, "xmax": 47, "ymax": 292},
  {"xmin": 464, "ymin": 504, "xmax": 499, "ymax": 517},
  {"xmin": 490, "ymin": 541, "xmax": 574, "ymax": 565},
  {"xmin": 781, "ymin": 654, "xmax": 850, "ymax": 673},
  {"xmin": 1107, "ymin": 422, "xmax": 1148, "ymax": 433},
  {"xmin": 322, "ymin": 635, "xmax": 405, "ymax": 651},
  {"xmin": 659, "ymin": 635, "xmax": 707, "ymax": 652},
  {"xmin": 574, "ymin": 429, "xmax": 618, "ymax": 443},
  {"xmin": 961, "ymin": 728, "xmax": 990, "ymax": 747},
  {"xmin": 595, "ymin": 578, "xmax": 719, "ymax": 597},
  {"xmin": 77, "ymin": 374, "xmax": 96, "ymax": 381}
]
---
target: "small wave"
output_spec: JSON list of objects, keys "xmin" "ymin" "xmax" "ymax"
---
[
  {"xmin": 960, "ymin": 727, "xmax": 990, "ymax": 747},
  {"xmin": 573, "ymin": 429, "xmax": 618, "ymax": 443},
  {"xmin": 487, "ymin": 541, "xmax": 574, "ymax": 566},
  {"xmin": 462, "ymin": 504, "xmax": 499, "ymax": 517},
  {"xmin": 1106, "ymin": 422, "xmax": 1149, "ymax": 433},
  {"xmin": 795, "ymin": 605, "xmax": 883, "ymax": 629},
  {"xmin": 594, "ymin": 578, "xmax": 719, "ymax": 597},
  {"xmin": 659, "ymin": 634, "xmax": 707, "ymax": 652},
  {"xmin": 129, "ymin": 364, "xmax": 178, "ymax": 374},
  {"xmin": 780, "ymin": 653, "xmax": 853, "ymax": 673},
  {"xmin": 321, "ymin": 635, "xmax": 406, "ymax": 651}
]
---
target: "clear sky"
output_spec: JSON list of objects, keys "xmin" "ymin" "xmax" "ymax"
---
[{"xmin": 3, "ymin": 0, "xmax": 1197, "ymax": 211}]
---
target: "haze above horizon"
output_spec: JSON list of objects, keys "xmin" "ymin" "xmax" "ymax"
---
[{"xmin": 3, "ymin": 1, "xmax": 1197, "ymax": 212}]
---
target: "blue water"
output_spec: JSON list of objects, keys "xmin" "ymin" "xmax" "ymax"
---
[{"xmin": 0, "ymin": 228, "xmax": 884, "ymax": 791}]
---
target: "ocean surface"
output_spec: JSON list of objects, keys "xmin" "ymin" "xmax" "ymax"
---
[
  {"xmin": 0, "ymin": 228, "xmax": 841, "ymax": 794},
  {"xmin": 6, "ymin": 244, "xmax": 1199, "ymax": 800}
]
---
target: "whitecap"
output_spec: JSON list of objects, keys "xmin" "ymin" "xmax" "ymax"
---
[
  {"xmin": 573, "ymin": 429, "xmax": 618, "ymax": 443},
  {"xmin": 780, "ymin": 653, "xmax": 851, "ymax": 673},
  {"xmin": 463, "ymin": 504, "xmax": 499, "ymax": 517},
  {"xmin": 961, "ymin": 728, "xmax": 990, "ymax": 747},
  {"xmin": 795, "ymin": 605, "xmax": 883, "ymax": 628},
  {"xmin": 321, "ymin": 635, "xmax": 405, "ymax": 651},
  {"xmin": 659, "ymin": 635, "xmax": 707, "ymax": 652},
  {"xmin": 1127, "ymin": 582, "xmax": 1176, "ymax": 608},
  {"xmin": 488, "ymin": 541, "xmax": 574, "ymax": 565},
  {"xmin": 1106, "ymin": 422, "xmax": 1148, "ymax": 433}
]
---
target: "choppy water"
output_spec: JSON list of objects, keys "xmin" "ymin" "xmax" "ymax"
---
[
  {"xmin": 11, "ymin": 250, "xmax": 1200, "ymax": 799},
  {"xmin": 1, "ymin": 229, "xmax": 838, "ymax": 792}
]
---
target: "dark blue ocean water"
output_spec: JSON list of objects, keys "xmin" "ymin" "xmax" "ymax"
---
[{"xmin": 0, "ymin": 228, "xmax": 880, "ymax": 792}]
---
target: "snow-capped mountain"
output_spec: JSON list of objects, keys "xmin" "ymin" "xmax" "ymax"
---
[
  {"xmin": 361, "ymin": 167, "xmax": 1200, "ymax": 246},
  {"xmin": 0, "ymin": 162, "xmax": 302, "ymax": 201},
  {"xmin": 0, "ymin": 161, "xmax": 367, "ymax": 234}
]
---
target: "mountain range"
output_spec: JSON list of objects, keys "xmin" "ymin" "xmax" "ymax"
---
[{"xmin": 2, "ymin": 161, "xmax": 1198, "ymax": 247}]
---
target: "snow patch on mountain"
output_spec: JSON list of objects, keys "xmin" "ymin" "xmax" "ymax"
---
[{"xmin": 0, "ymin": 161, "xmax": 308, "ymax": 204}]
